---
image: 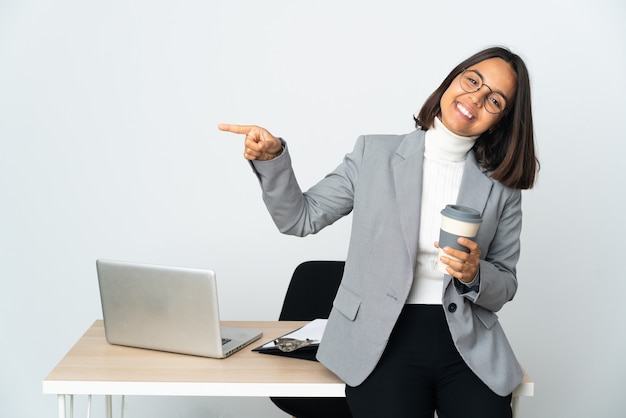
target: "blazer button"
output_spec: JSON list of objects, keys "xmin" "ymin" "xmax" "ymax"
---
[{"xmin": 447, "ymin": 303, "xmax": 457, "ymax": 313}]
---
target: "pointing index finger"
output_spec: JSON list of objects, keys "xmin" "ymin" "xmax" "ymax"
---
[{"xmin": 218, "ymin": 123, "xmax": 254, "ymax": 135}]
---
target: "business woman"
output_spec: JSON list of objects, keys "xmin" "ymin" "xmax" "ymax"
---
[{"xmin": 219, "ymin": 46, "xmax": 538, "ymax": 418}]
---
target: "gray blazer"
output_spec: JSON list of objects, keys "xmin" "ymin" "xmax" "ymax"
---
[{"xmin": 251, "ymin": 129, "xmax": 523, "ymax": 396}]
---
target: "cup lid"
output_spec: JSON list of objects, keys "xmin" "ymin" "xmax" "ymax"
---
[{"xmin": 441, "ymin": 204, "xmax": 482, "ymax": 223}]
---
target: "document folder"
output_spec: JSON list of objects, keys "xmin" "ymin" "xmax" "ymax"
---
[{"xmin": 253, "ymin": 319, "xmax": 326, "ymax": 361}]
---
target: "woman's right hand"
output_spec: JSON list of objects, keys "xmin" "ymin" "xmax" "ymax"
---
[{"xmin": 218, "ymin": 124, "xmax": 283, "ymax": 161}]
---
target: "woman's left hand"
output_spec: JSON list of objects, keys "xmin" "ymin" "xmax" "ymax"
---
[{"xmin": 435, "ymin": 238, "xmax": 481, "ymax": 284}]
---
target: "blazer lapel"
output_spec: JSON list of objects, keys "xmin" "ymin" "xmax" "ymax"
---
[
  {"xmin": 441, "ymin": 151, "xmax": 494, "ymax": 288},
  {"xmin": 456, "ymin": 151, "xmax": 493, "ymax": 214},
  {"xmin": 392, "ymin": 130, "xmax": 425, "ymax": 268}
]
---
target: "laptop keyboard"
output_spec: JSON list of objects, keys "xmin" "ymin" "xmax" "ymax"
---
[{"xmin": 221, "ymin": 338, "xmax": 231, "ymax": 345}]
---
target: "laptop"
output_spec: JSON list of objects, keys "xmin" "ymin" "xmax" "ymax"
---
[{"xmin": 96, "ymin": 259, "xmax": 262, "ymax": 358}]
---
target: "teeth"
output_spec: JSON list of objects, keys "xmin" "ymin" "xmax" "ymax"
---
[{"xmin": 457, "ymin": 103, "xmax": 473, "ymax": 119}]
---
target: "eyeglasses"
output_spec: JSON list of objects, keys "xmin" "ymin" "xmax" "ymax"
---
[{"xmin": 458, "ymin": 69, "xmax": 508, "ymax": 114}]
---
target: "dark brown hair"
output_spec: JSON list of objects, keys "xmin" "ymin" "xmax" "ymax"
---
[{"xmin": 415, "ymin": 46, "xmax": 539, "ymax": 190}]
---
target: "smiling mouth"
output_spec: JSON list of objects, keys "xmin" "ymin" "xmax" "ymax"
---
[{"xmin": 456, "ymin": 103, "xmax": 474, "ymax": 120}]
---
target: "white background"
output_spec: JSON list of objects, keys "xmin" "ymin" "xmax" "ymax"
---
[{"xmin": 1, "ymin": 1, "xmax": 625, "ymax": 417}]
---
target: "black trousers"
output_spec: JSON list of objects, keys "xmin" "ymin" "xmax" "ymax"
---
[{"xmin": 345, "ymin": 305, "xmax": 512, "ymax": 418}]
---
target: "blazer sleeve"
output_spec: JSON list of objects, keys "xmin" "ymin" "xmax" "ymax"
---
[
  {"xmin": 249, "ymin": 138, "xmax": 360, "ymax": 236},
  {"xmin": 467, "ymin": 189, "xmax": 522, "ymax": 313}
]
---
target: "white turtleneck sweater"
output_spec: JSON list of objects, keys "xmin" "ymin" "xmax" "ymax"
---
[{"xmin": 405, "ymin": 117, "xmax": 478, "ymax": 305}]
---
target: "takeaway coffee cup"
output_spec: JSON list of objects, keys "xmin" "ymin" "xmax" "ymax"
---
[{"xmin": 436, "ymin": 204, "xmax": 482, "ymax": 273}]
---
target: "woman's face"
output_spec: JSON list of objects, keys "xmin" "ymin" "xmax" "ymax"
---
[{"xmin": 439, "ymin": 57, "xmax": 517, "ymax": 137}]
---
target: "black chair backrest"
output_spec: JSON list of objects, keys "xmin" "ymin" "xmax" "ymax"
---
[{"xmin": 278, "ymin": 261, "xmax": 345, "ymax": 321}]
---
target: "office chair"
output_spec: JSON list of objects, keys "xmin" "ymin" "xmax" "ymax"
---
[{"xmin": 270, "ymin": 261, "xmax": 353, "ymax": 418}]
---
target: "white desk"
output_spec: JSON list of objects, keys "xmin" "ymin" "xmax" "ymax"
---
[{"xmin": 43, "ymin": 320, "xmax": 533, "ymax": 417}]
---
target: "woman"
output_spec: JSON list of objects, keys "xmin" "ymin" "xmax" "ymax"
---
[{"xmin": 219, "ymin": 46, "xmax": 538, "ymax": 418}]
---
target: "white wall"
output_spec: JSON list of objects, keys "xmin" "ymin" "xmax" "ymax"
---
[{"xmin": 1, "ymin": 0, "xmax": 624, "ymax": 417}]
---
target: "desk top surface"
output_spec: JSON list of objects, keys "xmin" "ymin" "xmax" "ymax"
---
[
  {"xmin": 43, "ymin": 320, "xmax": 533, "ymax": 397},
  {"xmin": 43, "ymin": 320, "xmax": 346, "ymax": 396}
]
